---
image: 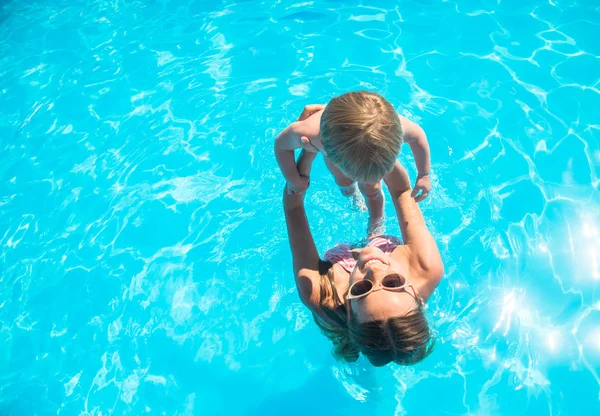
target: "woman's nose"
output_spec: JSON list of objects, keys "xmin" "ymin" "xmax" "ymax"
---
[
  {"xmin": 365, "ymin": 267, "xmax": 382, "ymax": 281},
  {"xmin": 367, "ymin": 267, "xmax": 387, "ymax": 283}
]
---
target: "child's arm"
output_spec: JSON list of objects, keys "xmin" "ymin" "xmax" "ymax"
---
[
  {"xmin": 275, "ymin": 106, "xmax": 325, "ymax": 195},
  {"xmin": 399, "ymin": 116, "xmax": 431, "ymax": 202},
  {"xmin": 275, "ymin": 123, "xmax": 309, "ymax": 194}
]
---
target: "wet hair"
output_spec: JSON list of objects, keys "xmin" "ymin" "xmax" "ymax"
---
[
  {"xmin": 320, "ymin": 91, "xmax": 404, "ymax": 183},
  {"xmin": 312, "ymin": 264, "xmax": 359, "ymax": 360},
  {"xmin": 312, "ymin": 264, "xmax": 434, "ymax": 366},
  {"xmin": 348, "ymin": 311, "xmax": 435, "ymax": 366}
]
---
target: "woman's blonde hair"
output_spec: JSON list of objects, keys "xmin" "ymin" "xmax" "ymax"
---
[
  {"xmin": 312, "ymin": 265, "xmax": 434, "ymax": 366},
  {"xmin": 320, "ymin": 91, "xmax": 404, "ymax": 183}
]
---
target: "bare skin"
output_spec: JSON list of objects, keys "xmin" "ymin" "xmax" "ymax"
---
[
  {"xmin": 275, "ymin": 105, "xmax": 432, "ymax": 201},
  {"xmin": 283, "ymin": 153, "xmax": 444, "ymax": 326},
  {"xmin": 300, "ymin": 106, "xmax": 429, "ymax": 235},
  {"xmin": 323, "ymin": 157, "xmax": 384, "ymax": 236},
  {"xmin": 275, "ymin": 102, "xmax": 433, "ymax": 235}
]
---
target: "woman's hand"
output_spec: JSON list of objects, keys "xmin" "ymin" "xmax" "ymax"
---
[
  {"xmin": 285, "ymin": 150, "xmax": 317, "ymax": 196},
  {"xmin": 287, "ymin": 175, "xmax": 310, "ymax": 195},
  {"xmin": 383, "ymin": 160, "xmax": 412, "ymax": 197}
]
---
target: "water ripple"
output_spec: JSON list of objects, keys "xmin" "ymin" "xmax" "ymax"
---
[{"xmin": 0, "ymin": 0, "xmax": 599, "ymax": 414}]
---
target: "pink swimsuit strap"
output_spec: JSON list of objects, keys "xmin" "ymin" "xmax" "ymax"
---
[{"xmin": 323, "ymin": 235, "xmax": 402, "ymax": 274}]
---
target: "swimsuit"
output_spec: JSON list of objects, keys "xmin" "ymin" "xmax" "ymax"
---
[{"xmin": 323, "ymin": 235, "xmax": 402, "ymax": 273}]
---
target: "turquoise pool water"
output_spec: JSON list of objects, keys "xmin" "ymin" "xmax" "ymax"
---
[{"xmin": 1, "ymin": 0, "xmax": 599, "ymax": 414}]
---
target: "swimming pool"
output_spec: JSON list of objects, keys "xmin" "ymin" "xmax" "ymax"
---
[{"xmin": 1, "ymin": 0, "xmax": 599, "ymax": 414}]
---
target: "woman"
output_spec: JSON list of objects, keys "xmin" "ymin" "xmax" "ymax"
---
[{"xmin": 283, "ymin": 149, "xmax": 444, "ymax": 367}]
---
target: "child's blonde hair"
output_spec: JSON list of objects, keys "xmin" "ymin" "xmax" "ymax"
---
[{"xmin": 320, "ymin": 91, "xmax": 404, "ymax": 183}]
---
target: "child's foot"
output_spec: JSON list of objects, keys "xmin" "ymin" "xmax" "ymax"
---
[
  {"xmin": 363, "ymin": 185, "xmax": 385, "ymax": 238},
  {"xmin": 367, "ymin": 216, "xmax": 386, "ymax": 239},
  {"xmin": 340, "ymin": 183, "xmax": 367, "ymax": 212}
]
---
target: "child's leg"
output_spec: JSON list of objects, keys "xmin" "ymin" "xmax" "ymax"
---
[
  {"xmin": 324, "ymin": 157, "xmax": 367, "ymax": 212},
  {"xmin": 358, "ymin": 181, "xmax": 385, "ymax": 236},
  {"xmin": 324, "ymin": 157, "xmax": 356, "ymax": 197}
]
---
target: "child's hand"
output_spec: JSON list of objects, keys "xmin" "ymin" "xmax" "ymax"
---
[
  {"xmin": 299, "ymin": 135, "xmax": 325, "ymax": 154},
  {"xmin": 411, "ymin": 174, "xmax": 431, "ymax": 202},
  {"xmin": 287, "ymin": 175, "xmax": 310, "ymax": 195}
]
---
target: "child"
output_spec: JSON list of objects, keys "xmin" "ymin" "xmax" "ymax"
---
[{"xmin": 275, "ymin": 91, "xmax": 431, "ymax": 233}]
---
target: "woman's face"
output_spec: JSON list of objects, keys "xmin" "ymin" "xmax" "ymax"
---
[{"xmin": 349, "ymin": 246, "xmax": 419, "ymax": 323}]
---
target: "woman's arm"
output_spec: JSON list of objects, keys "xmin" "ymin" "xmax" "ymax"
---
[
  {"xmin": 384, "ymin": 161, "xmax": 444, "ymax": 283},
  {"xmin": 283, "ymin": 150, "xmax": 321, "ymax": 307}
]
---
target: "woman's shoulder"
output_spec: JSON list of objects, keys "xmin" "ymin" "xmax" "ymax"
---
[
  {"xmin": 390, "ymin": 241, "xmax": 443, "ymax": 301},
  {"xmin": 297, "ymin": 260, "xmax": 346, "ymax": 314}
]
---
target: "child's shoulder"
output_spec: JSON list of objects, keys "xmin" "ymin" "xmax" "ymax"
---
[
  {"xmin": 293, "ymin": 109, "xmax": 323, "ymax": 135},
  {"xmin": 398, "ymin": 115, "xmax": 425, "ymax": 142}
]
